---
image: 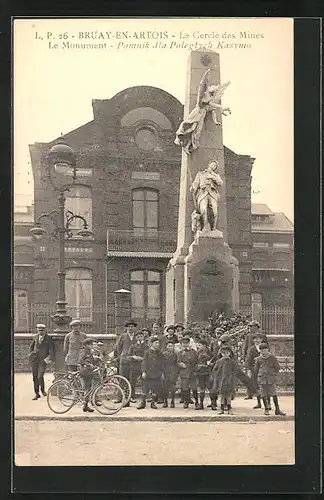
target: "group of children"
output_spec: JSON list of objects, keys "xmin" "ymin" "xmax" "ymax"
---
[{"xmin": 109, "ymin": 315, "xmax": 286, "ymax": 416}]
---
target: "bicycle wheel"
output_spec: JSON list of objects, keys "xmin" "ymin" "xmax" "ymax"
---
[
  {"xmin": 104, "ymin": 374, "xmax": 131, "ymax": 406},
  {"xmin": 47, "ymin": 380, "xmax": 77, "ymax": 414},
  {"xmin": 92, "ymin": 382, "xmax": 125, "ymax": 415}
]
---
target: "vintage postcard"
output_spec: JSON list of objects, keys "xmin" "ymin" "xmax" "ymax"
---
[{"xmin": 13, "ymin": 17, "xmax": 295, "ymax": 470}]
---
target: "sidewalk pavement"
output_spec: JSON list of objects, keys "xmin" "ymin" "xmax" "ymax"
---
[{"xmin": 14, "ymin": 373, "xmax": 295, "ymax": 422}]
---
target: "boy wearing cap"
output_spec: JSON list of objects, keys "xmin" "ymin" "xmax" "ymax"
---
[
  {"xmin": 78, "ymin": 338, "xmax": 96, "ymax": 413},
  {"xmin": 177, "ymin": 336, "xmax": 198, "ymax": 409},
  {"xmin": 254, "ymin": 343, "xmax": 286, "ymax": 416},
  {"xmin": 128, "ymin": 330, "xmax": 148, "ymax": 402},
  {"xmin": 29, "ymin": 324, "xmax": 54, "ymax": 400},
  {"xmin": 194, "ymin": 339, "xmax": 212, "ymax": 410},
  {"xmin": 137, "ymin": 336, "xmax": 166, "ymax": 410},
  {"xmin": 64, "ymin": 319, "xmax": 87, "ymax": 372},
  {"xmin": 162, "ymin": 340, "xmax": 179, "ymax": 408}
]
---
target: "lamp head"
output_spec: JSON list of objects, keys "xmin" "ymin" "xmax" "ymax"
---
[
  {"xmin": 29, "ymin": 224, "xmax": 47, "ymax": 238},
  {"xmin": 76, "ymin": 228, "xmax": 94, "ymax": 238}
]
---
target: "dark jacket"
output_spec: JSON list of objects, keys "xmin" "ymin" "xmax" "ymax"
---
[
  {"xmin": 177, "ymin": 348, "xmax": 198, "ymax": 378},
  {"xmin": 211, "ymin": 357, "xmax": 255, "ymax": 395},
  {"xmin": 211, "ymin": 357, "xmax": 238, "ymax": 395},
  {"xmin": 29, "ymin": 334, "xmax": 54, "ymax": 364},
  {"xmin": 195, "ymin": 348, "xmax": 212, "ymax": 375},
  {"xmin": 243, "ymin": 332, "xmax": 268, "ymax": 359},
  {"xmin": 128, "ymin": 341, "xmax": 148, "ymax": 368},
  {"xmin": 114, "ymin": 332, "xmax": 136, "ymax": 361},
  {"xmin": 162, "ymin": 350, "xmax": 179, "ymax": 382},
  {"xmin": 254, "ymin": 354, "xmax": 280, "ymax": 385},
  {"xmin": 246, "ymin": 345, "xmax": 261, "ymax": 370},
  {"xmin": 142, "ymin": 348, "xmax": 165, "ymax": 379},
  {"xmin": 79, "ymin": 347, "xmax": 95, "ymax": 377}
]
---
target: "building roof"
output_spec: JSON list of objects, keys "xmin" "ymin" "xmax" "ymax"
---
[
  {"xmin": 252, "ymin": 212, "xmax": 294, "ymax": 233},
  {"xmin": 251, "ymin": 203, "xmax": 273, "ymax": 215}
]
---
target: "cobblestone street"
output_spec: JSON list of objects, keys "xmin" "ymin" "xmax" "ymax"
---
[{"xmin": 15, "ymin": 420, "xmax": 294, "ymax": 466}]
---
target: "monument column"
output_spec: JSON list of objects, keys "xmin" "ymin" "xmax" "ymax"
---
[{"xmin": 166, "ymin": 50, "xmax": 239, "ymax": 325}]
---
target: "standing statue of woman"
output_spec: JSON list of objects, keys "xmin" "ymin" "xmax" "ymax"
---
[
  {"xmin": 175, "ymin": 68, "xmax": 231, "ymax": 154},
  {"xmin": 190, "ymin": 160, "xmax": 223, "ymax": 232}
]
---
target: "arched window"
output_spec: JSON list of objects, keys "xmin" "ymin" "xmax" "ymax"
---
[
  {"xmin": 14, "ymin": 289, "xmax": 29, "ymax": 331},
  {"xmin": 130, "ymin": 270, "xmax": 162, "ymax": 325},
  {"xmin": 132, "ymin": 189, "xmax": 158, "ymax": 233},
  {"xmin": 65, "ymin": 185, "xmax": 92, "ymax": 238},
  {"xmin": 65, "ymin": 268, "xmax": 92, "ymax": 320}
]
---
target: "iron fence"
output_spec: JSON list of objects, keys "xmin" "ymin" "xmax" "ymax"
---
[
  {"xmin": 14, "ymin": 303, "xmax": 294, "ymax": 336},
  {"xmin": 107, "ymin": 230, "xmax": 177, "ymax": 254},
  {"xmin": 239, "ymin": 306, "xmax": 294, "ymax": 335},
  {"xmin": 15, "ymin": 304, "xmax": 115, "ymax": 335}
]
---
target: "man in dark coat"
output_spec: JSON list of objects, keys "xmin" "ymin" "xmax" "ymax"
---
[
  {"xmin": 138, "ymin": 336, "xmax": 166, "ymax": 409},
  {"xmin": 127, "ymin": 330, "xmax": 148, "ymax": 402},
  {"xmin": 242, "ymin": 321, "xmax": 268, "ymax": 361},
  {"xmin": 246, "ymin": 333, "xmax": 267, "ymax": 409},
  {"xmin": 29, "ymin": 324, "xmax": 54, "ymax": 400},
  {"xmin": 254, "ymin": 343, "xmax": 286, "ymax": 416},
  {"xmin": 113, "ymin": 319, "xmax": 137, "ymax": 406},
  {"xmin": 242, "ymin": 321, "xmax": 268, "ymax": 400}
]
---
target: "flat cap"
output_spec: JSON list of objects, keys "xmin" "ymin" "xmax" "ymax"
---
[
  {"xmin": 70, "ymin": 319, "xmax": 81, "ymax": 326},
  {"xmin": 36, "ymin": 323, "xmax": 46, "ymax": 329}
]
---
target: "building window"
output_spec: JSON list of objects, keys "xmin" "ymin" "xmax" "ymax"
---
[
  {"xmin": 14, "ymin": 289, "xmax": 28, "ymax": 331},
  {"xmin": 134, "ymin": 127, "xmax": 158, "ymax": 151},
  {"xmin": 65, "ymin": 268, "xmax": 92, "ymax": 320},
  {"xmin": 273, "ymin": 243, "xmax": 290, "ymax": 248},
  {"xmin": 130, "ymin": 270, "xmax": 161, "ymax": 324},
  {"xmin": 253, "ymin": 242, "xmax": 269, "ymax": 248},
  {"xmin": 65, "ymin": 186, "xmax": 92, "ymax": 238},
  {"xmin": 132, "ymin": 189, "xmax": 158, "ymax": 233}
]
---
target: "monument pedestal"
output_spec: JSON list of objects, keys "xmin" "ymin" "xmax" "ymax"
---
[{"xmin": 183, "ymin": 230, "xmax": 239, "ymax": 324}]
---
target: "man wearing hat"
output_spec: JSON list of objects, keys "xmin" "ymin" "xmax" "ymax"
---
[
  {"xmin": 114, "ymin": 320, "xmax": 137, "ymax": 405},
  {"xmin": 63, "ymin": 319, "xmax": 87, "ymax": 372},
  {"xmin": 29, "ymin": 324, "xmax": 54, "ymax": 400},
  {"xmin": 242, "ymin": 321, "xmax": 268, "ymax": 361},
  {"xmin": 127, "ymin": 329, "xmax": 148, "ymax": 402}
]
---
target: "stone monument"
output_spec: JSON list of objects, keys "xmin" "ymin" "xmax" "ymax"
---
[{"xmin": 165, "ymin": 50, "xmax": 239, "ymax": 325}]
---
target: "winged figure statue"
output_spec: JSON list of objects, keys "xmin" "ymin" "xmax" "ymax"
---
[{"xmin": 175, "ymin": 68, "xmax": 231, "ymax": 154}]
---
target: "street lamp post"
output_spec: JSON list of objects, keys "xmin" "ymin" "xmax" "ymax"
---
[{"xmin": 30, "ymin": 141, "xmax": 93, "ymax": 370}]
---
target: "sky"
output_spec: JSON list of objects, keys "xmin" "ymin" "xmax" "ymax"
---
[{"xmin": 14, "ymin": 18, "xmax": 294, "ymax": 221}]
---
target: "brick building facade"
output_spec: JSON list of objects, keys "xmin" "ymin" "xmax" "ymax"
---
[{"xmin": 13, "ymin": 86, "xmax": 293, "ymax": 334}]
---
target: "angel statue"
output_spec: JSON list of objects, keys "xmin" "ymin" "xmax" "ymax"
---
[
  {"xmin": 190, "ymin": 160, "xmax": 223, "ymax": 232},
  {"xmin": 175, "ymin": 68, "xmax": 231, "ymax": 154}
]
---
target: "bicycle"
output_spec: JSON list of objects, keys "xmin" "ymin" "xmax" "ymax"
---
[
  {"xmin": 47, "ymin": 367, "xmax": 125, "ymax": 416},
  {"xmin": 102, "ymin": 362, "xmax": 132, "ymax": 406}
]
